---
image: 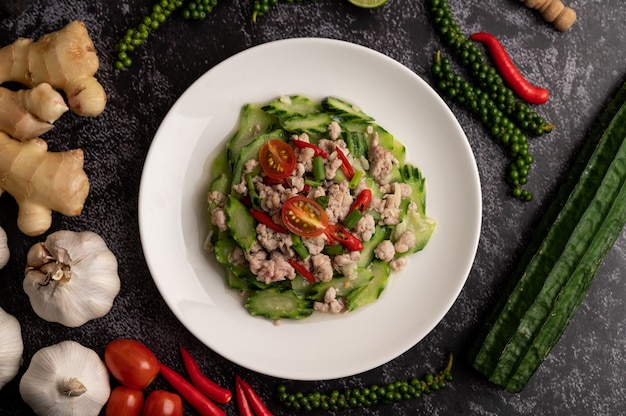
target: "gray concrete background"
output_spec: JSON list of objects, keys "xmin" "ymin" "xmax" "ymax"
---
[{"xmin": 1, "ymin": 0, "xmax": 625, "ymax": 414}]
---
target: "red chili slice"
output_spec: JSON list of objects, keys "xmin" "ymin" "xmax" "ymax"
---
[
  {"xmin": 287, "ymin": 258, "xmax": 316, "ymax": 283},
  {"xmin": 335, "ymin": 146, "xmax": 355, "ymax": 179},
  {"xmin": 350, "ymin": 189, "xmax": 372, "ymax": 213},
  {"xmin": 250, "ymin": 208, "xmax": 289, "ymax": 234},
  {"xmin": 291, "ymin": 139, "xmax": 329, "ymax": 158},
  {"xmin": 325, "ymin": 224, "xmax": 363, "ymax": 251}
]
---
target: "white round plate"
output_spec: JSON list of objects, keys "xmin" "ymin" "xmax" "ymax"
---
[{"xmin": 139, "ymin": 38, "xmax": 481, "ymax": 381}]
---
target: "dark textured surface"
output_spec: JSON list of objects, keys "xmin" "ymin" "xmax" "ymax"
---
[{"xmin": 1, "ymin": 0, "xmax": 625, "ymax": 415}]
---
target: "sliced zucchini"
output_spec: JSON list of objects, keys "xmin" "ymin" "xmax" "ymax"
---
[
  {"xmin": 225, "ymin": 195, "xmax": 256, "ymax": 251},
  {"xmin": 262, "ymin": 95, "xmax": 321, "ymax": 118},
  {"xmin": 322, "ymin": 96, "xmax": 374, "ymax": 122},
  {"xmin": 227, "ymin": 103, "xmax": 276, "ymax": 166},
  {"xmin": 231, "ymin": 129, "xmax": 288, "ymax": 188},
  {"xmin": 344, "ymin": 130, "xmax": 369, "ymax": 158},
  {"xmin": 307, "ymin": 267, "xmax": 374, "ymax": 301},
  {"xmin": 392, "ymin": 208, "xmax": 436, "ymax": 255},
  {"xmin": 225, "ymin": 267, "xmax": 250, "ymax": 291},
  {"xmin": 281, "ymin": 112, "xmax": 334, "ymax": 137},
  {"xmin": 245, "ymin": 287, "xmax": 313, "ymax": 320},
  {"xmin": 357, "ymin": 226, "xmax": 387, "ymax": 268},
  {"xmin": 213, "ymin": 236, "xmax": 239, "ymax": 266},
  {"xmin": 347, "ymin": 261, "xmax": 390, "ymax": 311}
]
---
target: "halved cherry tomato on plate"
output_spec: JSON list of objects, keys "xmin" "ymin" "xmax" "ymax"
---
[
  {"xmin": 105, "ymin": 386, "xmax": 144, "ymax": 416},
  {"xmin": 281, "ymin": 196, "xmax": 329, "ymax": 237},
  {"xmin": 142, "ymin": 390, "xmax": 183, "ymax": 416},
  {"xmin": 259, "ymin": 139, "xmax": 296, "ymax": 180},
  {"xmin": 104, "ymin": 339, "xmax": 159, "ymax": 390}
]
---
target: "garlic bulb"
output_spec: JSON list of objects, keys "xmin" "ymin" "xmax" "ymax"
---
[
  {"xmin": 0, "ymin": 306, "xmax": 23, "ymax": 389},
  {"xmin": 20, "ymin": 340, "xmax": 110, "ymax": 416},
  {"xmin": 0, "ymin": 226, "xmax": 8, "ymax": 269},
  {"xmin": 24, "ymin": 230, "xmax": 120, "ymax": 327}
]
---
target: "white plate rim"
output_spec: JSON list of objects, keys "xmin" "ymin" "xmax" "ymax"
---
[{"xmin": 138, "ymin": 37, "xmax": 482, "ymax": 381}]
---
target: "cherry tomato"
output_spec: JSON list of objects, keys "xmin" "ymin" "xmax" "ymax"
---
[
  {"xmin": 105, "ymin": 386, "xmax": 144, "ymax": 416},
  {"xmin": 259, "ymin": 139, "xmax": 296, "ymax": 180},
  {"xmin": 104, "ymin": 339, "xmax": 159, "ymax": 390},
  {"xmin": 281, "ymin": 196, "xmax": 329, "ymax": 237},
  {"xmin": 142, "ymin": 390, "xmax": 183, "ymax": 416}
]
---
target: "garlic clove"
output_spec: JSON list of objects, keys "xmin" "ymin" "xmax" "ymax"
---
[
  {"xmin": 19, "ymin": 340, "xmax": 110, "ymax": 416},
  {"xmin": 0, "ymin": 226, "xmax": 9, "ymax": 269},
  {"xmin": 23, "ymin": 230, "xmax": 120, "ymax": 327},
  {"xmin": 0, "ymin": 307, "xmax": 23, "ymax": 389}
]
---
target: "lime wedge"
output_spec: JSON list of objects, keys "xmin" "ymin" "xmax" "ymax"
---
[{"xmin": 347, "ymin": 0, "xmax": 388, "ymax": 8}]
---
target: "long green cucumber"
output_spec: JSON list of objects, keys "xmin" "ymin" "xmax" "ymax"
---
[{"xmin": 470, "ymin": 79, "xmax": 626, "ymax": 392}]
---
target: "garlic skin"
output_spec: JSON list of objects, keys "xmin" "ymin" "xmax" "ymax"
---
[
  {"xmin": 0, "ymin": 307, "xmax": 23, "ymax": 389},
  {"xmin": 23, "ymin": 230, "xmax": 120, "ymax": 327},
  {"xmin": 0, "ymin": 226, "xmax": 9, "ymax": 269},
  {"xmin": 19, "ymin": 340, "xmax": 110, "ymax": 416}
]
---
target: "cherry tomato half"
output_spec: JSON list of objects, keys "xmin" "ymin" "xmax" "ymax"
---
[
  {"xmin": 105, "ymin": 386, "xmax": 144, "ymax": 416},
  {"xmin": 104, "ymin": 339, "xmax": 159, "ymax": 390},
  {"xmin": 281, "ymin": 196, "xmax": 329, "ymax": 237},
  {"xmin": 259, "ymin": 139, "xmax": 296, "ymax": 180},
  {"xmin": 142, "ymin": 390, "xmax": 183, "ymax": 416}
]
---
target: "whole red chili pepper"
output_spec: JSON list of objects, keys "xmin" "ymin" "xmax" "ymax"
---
[
  {"xmin": 469, "ymin": 32, "xmax": 549, "ymax": 105},
  {"xmin": 250, "ymin": 208, "xmax": 289, "ymax": 234},
  {"xmin": 335, "ymin": 146, "xmax": 355, "ymax": 179},
  {"xmin": 235, "ymin": 376, "xmax": 254, "ymax": 416},
  {"xmin": 236, "ymin": 376, "xmax": 274, "ymax": 416},
  {"xmin": 287, "ymin": 258, "xmax": 316, "ymax": 283},
  {"xmin": 291, "ymin": 139, "xmax": 329, "ymax": 158},
  {"xmin": 179, "ymin": 346, "xmax": 232, "ymax": 404},
  {"xmin": 158, "ymin": 363, "xmax": 226, "ymax": 416}
]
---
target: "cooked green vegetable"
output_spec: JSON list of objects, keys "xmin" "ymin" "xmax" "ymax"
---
[
  {"xmin": 470, "ymin": 79, "xmax": 626, "ymax": 392},
  {"xmin": 245, "ymin": 287, "xmax": 313, "ymax": 320},
  {"xmin": 276, "ymin": 353, "xmax": 453, "ymax": 411},
  {"xmin": 208, "ymin": 96, "xmax": 435, "ymax": 321}
]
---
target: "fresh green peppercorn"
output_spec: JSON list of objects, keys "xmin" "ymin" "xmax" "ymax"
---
[
  {"xmin": 432, "ymin": 50, "xmax": 535, "ymax": 201},
  {"xmin": 427, "ymin": 0, "xmax": 552, "ymax": 137},
  {"xmin": 276, "ymin": 353, "xmax": 453, "ymax": 411}
]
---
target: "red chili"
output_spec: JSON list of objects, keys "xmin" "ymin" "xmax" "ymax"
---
[
  {"xmin": 179, "ymin": 346, "xmax": 232, "ymax": 404},
  {"xmin": 262, "ymin": 176, "xmax": 284, "ymax": 186},
  {"xmin": 350, "ymin": 189, "xmax": 372, "ymax": 213},
  {"xmin": 158, "ymin": 363, "xmax": 226, "ymax": 416},
  {"xmin": 291, "ymin": 139, "xmax": 328, "ymax": 158},
  {"xmin": 250, "ymin": 208, "xmax": 289, "ymax": 234},
  {"xmin": 235, "ymin": 376, "xmax": 254, "ymax": 416},
  {"xmin": 469, "ymin": 32, "xmax": 549, "ymax": 105},
  {"xmin": 236, "ymin": 376, "xmax": 274, "ymax": 416},
  {"xmin": 325, "ymin": 224, "xmax": 364, "ymax": 251},
  {"xmin": 335, "ymin": 146, "xmax": 355, "ymax": 179},
  {"xmin": 287, "ymin": 258, "xmax": 316, "ymax": 283}
]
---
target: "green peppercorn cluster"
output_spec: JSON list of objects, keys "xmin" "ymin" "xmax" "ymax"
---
[
  {"xmin": 253, "ymin": 0, "xmax": 316, "ymax": 23},
  {"xmin": 427, "ymin": 0, "xmax": 555, "ymax": 201},
  {"xmin": 114, "ymin": 0, "xmax": 217, "ymax": 69},
  {"xmin": 432, "ymin": 52, "xmax": 534, "ymax": 201},
  {"xmin": 276, "ymin": 353, "xmax": 453, "ymax": 412}
]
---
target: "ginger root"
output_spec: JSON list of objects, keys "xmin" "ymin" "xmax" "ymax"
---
[
  {"xmin": 0, "ymin": 83, "xmax": 68, "ymax": 140},
  {"xmin": 0, "ymin": 20, "xmax": 106, "ymax": 117},
  {"xmin": 0, "ymin": 131, "xmax": 89, "ymax": 236}
]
